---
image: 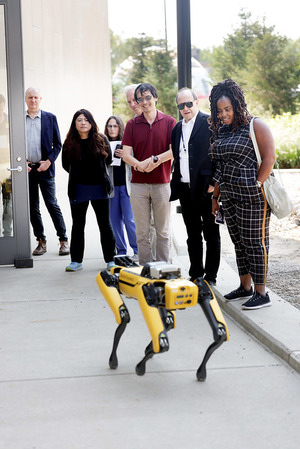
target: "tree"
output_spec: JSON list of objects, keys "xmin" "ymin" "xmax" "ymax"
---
[
  {"xmin": 209, "ymin": 10, "xmax": 300, "ymax": 114},
  {"xmin": 110, "ymin": 33, "xmax": 177, "ymax": 120},
  {"xmin": 246, "ymin": 35, "xmax": 300, "ymax": 114}
]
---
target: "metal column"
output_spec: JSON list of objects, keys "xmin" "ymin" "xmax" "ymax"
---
[{"xmin": 176, "ymin": 0, "xmax": 191, "ymax": 89}]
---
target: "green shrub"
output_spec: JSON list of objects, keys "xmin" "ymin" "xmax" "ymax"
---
[{"xmin": 264, "ymin": 113, "xmax": 300, "ymax": 168}]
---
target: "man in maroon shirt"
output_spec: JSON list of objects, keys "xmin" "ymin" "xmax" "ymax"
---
[{"xmin": 122, "ymin": 83, "xmax": 176, "ymax": 265}]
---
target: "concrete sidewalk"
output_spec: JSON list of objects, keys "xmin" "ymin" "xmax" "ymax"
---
[{"xmin": 1, "ymin": 193, "xmax": 300, "ymax": 448}]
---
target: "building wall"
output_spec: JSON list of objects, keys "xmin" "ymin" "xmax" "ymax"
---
[{"xmin": 21, "ymin": 0, "xmax": 112, "ymax": 140}]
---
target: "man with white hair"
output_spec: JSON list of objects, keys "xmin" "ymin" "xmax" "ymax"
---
[
  {"xmin": 25, "ymin": 87, "xmax": 69, "ymax": 256},
  {"xmin": 124, "ymin": 84, "xmax": 142, "ymax": 116},
  {"xmin": 170, "ymin": 87, "xmax": 220, "ymax": 284}
]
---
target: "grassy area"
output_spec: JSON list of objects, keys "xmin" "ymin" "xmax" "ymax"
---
[{"xmin": 264, "ymin": 113, "xmax": 300, "ymax": 168}]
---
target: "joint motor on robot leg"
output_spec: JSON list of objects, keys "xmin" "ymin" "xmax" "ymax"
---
[{"xmin": 100, "ymin": 269, "xmax": 119, "ymax": 289}]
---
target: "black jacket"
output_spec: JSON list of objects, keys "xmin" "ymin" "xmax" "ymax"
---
[
  {"xmin": 62, "ymin": 137, "xmax": 112, "ymax": 201},
  {"xmin": 170, "ymin": 111, "xmax": 215, "ymax": 202}
]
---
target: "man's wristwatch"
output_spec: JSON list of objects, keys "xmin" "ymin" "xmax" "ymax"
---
[
  {"xmin": 153, "ymin": 156, "xmax": 158, "ymax": 163},
  {"xmin": 256, "ymin": 180, "xmax": 262, "ymax": 188}
]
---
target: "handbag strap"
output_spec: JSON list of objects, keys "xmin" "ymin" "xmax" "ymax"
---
[
  {"xmin": 250, "ymin": 117, "xmax": 284, "ymax": 185},
  {"xmin": 249, "ymin": 118, "xmax": 262, "ymax": 167}
]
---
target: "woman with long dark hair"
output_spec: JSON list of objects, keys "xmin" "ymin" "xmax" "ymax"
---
[
  {"xmin": 104, "ymin": 115, "xmax": 138, "ymax": 262},
  {"xmin": 209, "ymin": 79, "xmax": 276, "ymax": 310},
  {"xmin": 62, "ymin": 109, "xmax": 116, "ymax": 271}
]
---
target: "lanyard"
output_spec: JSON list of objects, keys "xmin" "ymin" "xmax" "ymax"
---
[{"xmin": 181, "ymin": 133, "xmax": 187, "ymax": 152}]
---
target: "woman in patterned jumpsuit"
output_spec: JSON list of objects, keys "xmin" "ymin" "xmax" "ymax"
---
[{"xmin": 209, "ymin": 79, "xmax": 276, "ymax": 310}]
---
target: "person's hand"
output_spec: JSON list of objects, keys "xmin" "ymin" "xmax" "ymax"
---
[
  {"xmin": 135, "ymin": 157, "xmax": 151, "ymax": 172},
  {"xmin": 144, "ymin": 155, "xmax": 161, "ymax": 173},
  {"xmin": 114, "ymin": 147, "xmax": 123, "ymax": 158},
  {"xmin": 37, "ymin": 159, "xmax": 51, "ymax": 172},
  {"xmin": 27, "ymin": 162, "xmax": 31, "ymax": 173},
  {"xmin": 212, "ymin": 198, "xmax": 220, "ymax": 216},
  {"xmin": 144, "ymin": 159, "xmax": 156, "ymax": 173}
]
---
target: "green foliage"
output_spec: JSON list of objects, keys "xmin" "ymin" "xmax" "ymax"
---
[
  {"xmin": 264, "ymin": 113, "xmax": 300, "ymax": 168},
  {"xmin": 209, "ymin": 10, "xmax": 300, "ymax": 115},
  {"xmin": 110, "ymin": 32, "xmax": 177, "ymax": 121},
  {"xmin": 246, "ymin": 35, "xmax": 300, "ymax": 115}
]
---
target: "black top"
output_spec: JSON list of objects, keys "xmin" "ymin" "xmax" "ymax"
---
[{"xmin": 62, "ymin": 136, "xmax": 112, "ymax": 201}]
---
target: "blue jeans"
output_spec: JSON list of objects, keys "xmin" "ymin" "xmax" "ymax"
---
[
  {"xmin": 28, "ymin": 169, "xmax": 67, "ymax": 241},
  {"xmin": 110, "ymin": 185, "xmax": 138, "ymax": 255}
]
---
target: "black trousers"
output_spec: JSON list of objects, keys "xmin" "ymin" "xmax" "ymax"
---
[
  {"xmin": 70, "ymin": 199, "xmax": 116, "ymax": 263},
  {"xmin": 179, "ymin": 183, "xmax": 221, "ymax": 280}
]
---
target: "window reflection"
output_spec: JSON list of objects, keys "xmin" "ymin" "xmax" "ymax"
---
[{"xmin": 0, "ymin": 6, "xmax": 13, "ymax": 237}]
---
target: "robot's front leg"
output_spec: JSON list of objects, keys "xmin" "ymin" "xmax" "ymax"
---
[
  {"xmin": 135, "ymin": 283, "xmax": 173, "ymax": 376},
  {"xmin": 109, "ymin": 304, "xmax": 130, "ymax": 369},
  {"xmin": 96, "ymin": 270, "xmax": 130, "ymax": 369},
  {"xmin": 195, "ymin": 278, "xmax": 229, "ymax": 381},
  {"xmin": 143, "ymin": 309, "xmax": 176, "ymax": 357}
]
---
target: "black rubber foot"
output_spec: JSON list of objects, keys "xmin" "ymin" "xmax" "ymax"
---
[{"xmin": 109, "ymin": 353, "xmax": 118, "ymax": 369}]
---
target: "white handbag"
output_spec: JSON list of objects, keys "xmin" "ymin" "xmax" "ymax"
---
[{"xmin": 250, "ymin": 118, "xmax": 294, "ymax": 219}]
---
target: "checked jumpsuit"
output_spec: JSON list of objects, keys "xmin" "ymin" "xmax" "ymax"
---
[{"xmin": 210, "ymin": 121, "xmax": 271, "ymax": 285}]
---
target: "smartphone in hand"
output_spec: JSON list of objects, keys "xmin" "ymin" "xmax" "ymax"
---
[
  {"xmin": 215, "ymin": 204, "xmax": 225, "ymax": 225},
  {"xmin": 114, "ymin": 143, "xmax": 122, "ymax": 158}
]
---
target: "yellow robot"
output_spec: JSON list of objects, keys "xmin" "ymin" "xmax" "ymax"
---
[{"xmin": 96, "ymin": 256, "xmax": 229, "ymax": 381}]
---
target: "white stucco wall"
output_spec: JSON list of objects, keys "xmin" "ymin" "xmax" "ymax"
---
[{"xmin": 21, "ymin": 0, "xmax": 112, "ymax": 140}]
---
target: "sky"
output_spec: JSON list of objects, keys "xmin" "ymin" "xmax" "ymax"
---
[{"xmin": 108, "ymin": 0, "xmax": 299, "ymax": 50}]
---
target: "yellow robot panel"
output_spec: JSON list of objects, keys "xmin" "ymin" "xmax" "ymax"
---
[
  {"xmin": 135, "ymin": 286, "xmax": 165, "ymax": 353},
  {"xmin": 96, "ymin": 272, "xmax": 124, "ymax": 325}
]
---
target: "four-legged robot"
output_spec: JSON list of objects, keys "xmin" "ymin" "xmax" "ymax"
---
[{"xmin": 96, "ymin": 257, "xmax": 229, "ymax": 381}]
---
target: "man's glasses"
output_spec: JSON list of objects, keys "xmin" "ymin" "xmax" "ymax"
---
[
  {"xmin": 107, "ymin": 124, "xmax": 119, "ymax": 128},
  {"xmin": 177, "ymin": 101, "xmax": 194, "ymax": 110},
  {"xmin": 136, "ymin": 95, "xmax": 153, "ymax": 104}
]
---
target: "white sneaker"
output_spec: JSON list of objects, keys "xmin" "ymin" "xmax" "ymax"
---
[{"xmin": 131, "ymin": 254, "xmax": 139, "ymax": 263}]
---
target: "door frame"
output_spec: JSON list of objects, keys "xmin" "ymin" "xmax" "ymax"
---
[{"xmin": 0, "ymin": 0, "xmax": 32, "ymax": 267}]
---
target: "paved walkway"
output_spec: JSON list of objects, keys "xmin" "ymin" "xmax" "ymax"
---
[{"xmin": 1, "ymin": 176, "xmax": 300, "ymax": 449}]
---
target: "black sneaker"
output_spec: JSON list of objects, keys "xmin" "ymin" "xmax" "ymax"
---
[
  {"xmin": 224, "ymin": 284, "xmax": 253, "ymax": 301},
  {"xmin": 242, "ymin": 291, "xmax": 271, "ymax": 310}
]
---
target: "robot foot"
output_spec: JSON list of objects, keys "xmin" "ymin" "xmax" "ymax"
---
[
  {"xmin": 196, "ymin": 327, "xmax": 227, "ymax": 381},
  {"xmin": 136, "ymin": 350, "xmax": 154, "ymax": 376},
  {"xmin": 109, "ymin": 352, "xmax": 118, "ymax": 370}
]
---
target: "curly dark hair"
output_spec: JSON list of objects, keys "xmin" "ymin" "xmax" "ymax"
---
[
  {"xmin": 63, "ymin": 109, "xmax": 109, "ymax": 161},
  {"xmin": 208, "ymin": 79, "xmax": 251, "ymax": 144},
  {"xmin": 104, "ymin": 115, "xmax": 124, "ymax": 142}
]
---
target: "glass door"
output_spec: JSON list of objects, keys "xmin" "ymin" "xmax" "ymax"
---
[{"xmin": 0, "ymin": 0, "xmax": 32, "ymax": 267}]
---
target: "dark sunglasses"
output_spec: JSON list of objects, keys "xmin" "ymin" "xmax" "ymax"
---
[{"xmin": 177, "ymin": 101, "xmax": 194, "ymax": 110}]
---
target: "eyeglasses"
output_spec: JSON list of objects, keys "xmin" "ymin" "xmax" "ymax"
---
[
  {"xmin": 136, "ymin": 95, "xmax": 153, "ymax": 104},
  {"xmin": 107, "ymin": 124, "xmax": 119, "ymax": 128},
  {"xmin": 177, "ymin": 101, "xmax": 194, "ymax": 110}
]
